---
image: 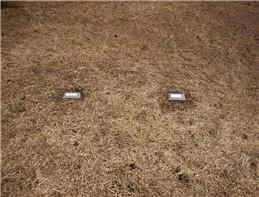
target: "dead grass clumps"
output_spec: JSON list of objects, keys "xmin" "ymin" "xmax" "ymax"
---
[{"xmin": 1, "ymin": 2, "xmax": 259, "ymax": 196}]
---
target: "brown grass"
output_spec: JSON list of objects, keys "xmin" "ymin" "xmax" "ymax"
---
[{"xmin": 1, "ymin": 2, "xmax": 259, "ymax": 196}]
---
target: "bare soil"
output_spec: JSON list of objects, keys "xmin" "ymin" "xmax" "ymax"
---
[{"xmin": 1, "ymin": 1, "xmax": 259, "ymax": 196}]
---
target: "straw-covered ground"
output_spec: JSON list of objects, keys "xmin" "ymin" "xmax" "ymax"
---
[{"xmin": 1, "ymin": 1, "xmax": 259, "ymax": 196}]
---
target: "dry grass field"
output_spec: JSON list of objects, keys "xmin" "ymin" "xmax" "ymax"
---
[{"xmin": 1, "ymin": 1, "xmax": 259, "ymax": 196}]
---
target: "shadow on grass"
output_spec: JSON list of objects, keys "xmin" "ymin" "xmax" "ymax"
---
[{"xmin": 1, "ymin": 2, "xmax": 18, "ymax": 9}]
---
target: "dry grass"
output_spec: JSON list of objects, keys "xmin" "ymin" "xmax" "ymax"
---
[{"xmin": 1, "ymin": 2, "xmax": 259, "ymax": 197}]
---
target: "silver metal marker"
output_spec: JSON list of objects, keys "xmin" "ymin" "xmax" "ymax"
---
[
  {"xmin": 63, "ymin": 92, "xmax": 81, "ymax": 99},
  {"xmin": 168, "ymin": 93, "xmax": 186, "ymax": 101}
]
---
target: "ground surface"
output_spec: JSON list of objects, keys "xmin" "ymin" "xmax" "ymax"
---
[{"xmin": 1, "ymin": 1, "xmax": 259, "ymax": 197}]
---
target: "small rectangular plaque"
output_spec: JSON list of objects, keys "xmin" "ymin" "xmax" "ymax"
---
[
  {"xmin": 168, "ymin": 93, "xmax": 186, "ymax": 101},
  {"xmin": 63, "ymin": 92, "xmax": 81, "ymax": 99}
]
